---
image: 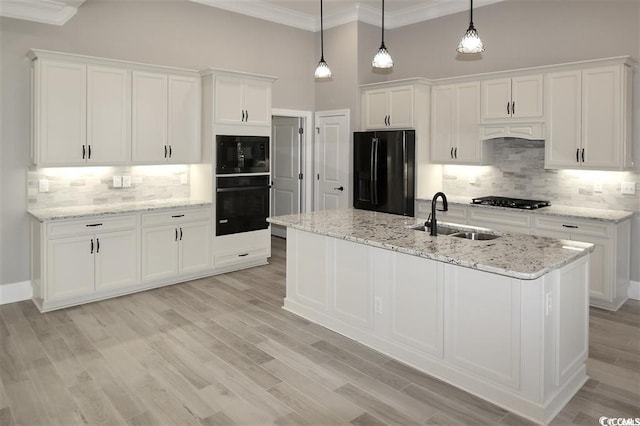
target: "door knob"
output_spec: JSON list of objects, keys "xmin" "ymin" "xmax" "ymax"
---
[{"xmin": 334, "ymin": 186, "xmax": 344, "ymax": 191}]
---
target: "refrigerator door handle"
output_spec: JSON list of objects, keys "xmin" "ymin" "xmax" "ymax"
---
[
  {"xmin": 403, "ymin": 133, "xmax": 408, "ymax": 213},
  {"xmin": 372, "ymin": 138, "xmax": 379, "ymax": 205}
]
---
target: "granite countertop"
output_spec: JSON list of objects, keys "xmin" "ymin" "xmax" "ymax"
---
[
  {"xmin": 28, "ymin": 199, "xmax": 212, "ymax": 221},
  {"xmin": 268, "ymin": 208, "xmax": 594, "ymax": 280},
  {"xmin": 417, "ymin": 196, "xmax": 635, "ymax": 223}
]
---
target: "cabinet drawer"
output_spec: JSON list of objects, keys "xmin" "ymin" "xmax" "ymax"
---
[
  {"xmin": 468, "ymin": 209, "xmax": 530, "ymax": 231},
  {"xmin": 215, "ymin": 247, "xmax": 269, "ymax": 267},
  {"xmin": 533, "ymin": 216, "xmax": 609, "ymax": 238},
  {"xmin": 142, "ymin": 208, "xmax": 211, "ymax": 227},
  {"xmin": 47, "ymin": 214, "xmax": 137, "ymax": 239}
]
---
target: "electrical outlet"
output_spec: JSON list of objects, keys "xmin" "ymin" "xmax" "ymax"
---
[
  {"xmin": 122, "ymin": 175, "xmax": 131, "ymax": 188},
  {"xmin": 593, "ymin": 182, "xmax": 603, "ymax": 193},
  {"xmin": 621, "ymin": 182, "xmax": 636, "ymax": 195},
  {"xmin": 38, "ymin": 179, "xmax": 49, "ymax": 193},
  {"xmin": 374, "ymin": 297, "xmax": 383, "ymax": 313},
  {"xmin": 112, "ymin": 176, "xmax": 122, "ymax": 188}
]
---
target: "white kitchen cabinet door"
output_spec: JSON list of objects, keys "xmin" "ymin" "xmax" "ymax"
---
[
  {"xmin": 430, "ymin": 85, "xmax": 455, "ymax": 163},
  {"xmin": 178, "ymin": 220, "xmax": 212, "ymax": 275},
  {"xmin": 244, "ymin": 79, "xmax": 272, "ymax": 126},
  {"xmin": 511, "ymin": 75, "xmax": 543, "ymax": 119},
  {"xmin": 481, "ymin": 78, "xmax": 511, "ymax": 120},
  {"xmin": 454, "ymin": 82, "xmax": 482, "ymax": 164},
  {"xmin": 363, "ymin": 89, "xmax": 388, "ymax": 129},
  {"xmin": 581, "ymin": 66, "xmax": 623, "ymax": 169},
  {"xmin": 141, "ymin": 224, "xmax": 179, "ymax": 283},
  {"xmin": 544, "ymin": 71, "xmax": 582, "ymax": 168},
  {"xmin": 132, "ymin": 71, "xmax": 168, "ymax": 163},
  {"xmin": 36, "ymin": 60, "xmax": 87, "ymax": 166},
  {"xmin": 87, "ymin": 65, "xmax": 130, "ymax": 165},
  {"xmin": 387, "ymin": 86, "xmax": 414, "ymax": 128},
  {"xmin": 46, "ymin": 235, "xmax": 94, "ymax": 301},
  {"xmin": 286, "ymin": 230, "xmax": 327, "ymax": 311},
  {"xmin": 214, "ymin": 77, "xmax": 245, "ymax": 125},
  {"xmin": 168, "ymin": 75, "xmax": 200, "ymax": 163},
  {"xmin": 94, "ymin": 230, "xmax": 139, "ymax": 292}
]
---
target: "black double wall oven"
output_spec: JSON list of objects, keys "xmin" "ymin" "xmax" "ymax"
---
[{"xmin": 216, "ymin": 135, "xmax": 270, "ymax": 236}]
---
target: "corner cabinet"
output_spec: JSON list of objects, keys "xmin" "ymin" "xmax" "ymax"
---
[
  {"xmin": 545, "ymin": 60, "xmax": 633, "ymax": 170},
  {"xmin": 431, "ymin": 82, "xmax": 492, "ymax": 165}
]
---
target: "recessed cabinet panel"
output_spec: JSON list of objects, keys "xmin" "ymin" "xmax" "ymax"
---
[
  {"xmin": 364, "ymin": 89, "xmax": 388, "ymax": 129},
  {"xmin": 332, "ymin": 239, "xmax": 373, "ymax": 329},
  {"xmin": 94, "ymin": 230, "xmax": 138, "ymax": 292},
  {"xmin": 481, "ymin": 78, "xmax": 511, "ymax": 120},
  {"xmin": 244, "ymin": 80, "xmax": 271, "ymax": 126},
  {"xmin": 168, "ymin": 75, "xmax": 200, "ymax": 163},
  {"xmin": 141, "ymin": 224, "xmax": 179, "ymax": 283},
  {"xmin": 179, "ymin": 220, "xmax": 212, "ymax": 274},
  {"xmin": 388, "ymin": 86, "xmax": 414, "ymax": 128},
  {"xmin": 511, "ymin": 75, "xmax": 544, "ymax": 119},
  {"xmin": 431, "ymin": 85, "xmax": 455, "ymax": 163},
  {"xmin": 87, "ymin": 65, "xmax": 130, "ymax": 164},
  {"xmin": 37, "ymin": 60, "xmax": 87, "ymax": 166},
  {"xmin": 214, "ymin": 77, "xmax": 245, "ymax": 125},
  {"xmin": 292, "ymin": 231, "xmax": 327, "ymax": 310},
  {"xmin": 390, "ymin": 254, "xmax": 443, "ymax": 357},
  {"xmin": 132, "ymin": 71, "xmax": 168, "ymax": 163},
  {"xmin": 454, "ymin": 82, "xmax": 482, "ymax": 163},
  {"xmin": 47, "ymin": 235, "xmax": 94, "ymax": 301}
]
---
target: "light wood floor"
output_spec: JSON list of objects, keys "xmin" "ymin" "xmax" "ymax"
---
[{"xmin": 1, "ymin": 236, "xmax": 638, "ymax": 425}]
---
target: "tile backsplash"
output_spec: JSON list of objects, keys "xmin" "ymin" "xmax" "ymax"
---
[
  {"xmin": 442, "ymin": 139, "xmax": 640, "ymax": 212},
  {"xmin": 28, "ymin": 165, "xmax": 191, "ymax": 209}
]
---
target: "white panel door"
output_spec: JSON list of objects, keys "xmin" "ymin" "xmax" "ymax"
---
[
  {"xmin": 38, "ymin": 60, "xmax": 87, "ymax": 166},
  {"xmin": 363, "ymin": 89, "xmax": 388, "ymax": 129},
  {"xmin": 214, "ymin": 77, "xmax": 244, "ymax": 125},
  {"xmin": 315, "ymin": 111, "xmax": 349, "ymax": 211},
  {"xmin": 272, "ymin": 116, "xmax": 301, "ymax": 219},
  {"xmin": 511, "ymin": 75, "xmax": 543, "ymax": 119},
  {"xmin": 481, "ymin": 78, "xmax": 511, "ymax": 120},
  {"xmin": 168, "ymin": 75, "xmax": 200, "ymax": 163},
  {"xmin": 87, "ymin": 65, "xmax": 130, "ymax": 164},
  {"xmin": 388, "ymin": 86, "xmax": 414, "ymax": 128},
  {"xmin": 545, "ymin": 71, "xmax": 582, "ymax": 168},
  {"xmin": 445, "ymin": 266, "xmax": 521, "ymax": 388},
  {"xmin": 141, "ymin": 225, "xmax": 178, "ymax": 283},
  {"xmin": 178, "ymin": 221, "xmax": 212, "ymax": 275},
  {"xmin": 132, "ymin": 71, "xmax": 168, "ymax": 163},
  {"xmin": 244, "ymin": 80, "xmax": 271, "ymax": 126},
  {"xmin": 331, "ymin": 239, "xmax": 373, "ymax": 329},
  {"xmin": 454, "ymin": 82, "xmax": 481, "ymax": 164},
  {"xmin": 581, "ymin": 66, "xmax": 622, "ymax": 168},
  {"xmin": 47, "ymin": 236, "xmax": 94, "ymax": 301},
  {"xmin": 430, "ymin": 85, "xmax": 455, "ymax": 163},
  {"xmin": 390, "ymin": 253, "xmax": 443, "ymax": 357},
  {"xmin": 95, "ymin": 230, "xmax": 138, "ymax": 292}
]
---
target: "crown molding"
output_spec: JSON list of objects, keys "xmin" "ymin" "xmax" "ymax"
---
[
  {"xmin": 189, "ymin": 0, "xmax": 505, "ymax": 32},
  {"xmin": 0, "ymin": 0, "xmax": 84, "ymax": 25}
]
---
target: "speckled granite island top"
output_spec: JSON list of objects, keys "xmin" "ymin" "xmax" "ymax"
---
[
  {"xmin": 268, "ymin": 208, "xmax": 594, "ymax": 280},
  {"xmin": 418, "ymin": 196, "xmax": 634, "ymax": 223},
  {"xmin": 28, "ymin": 199, "xmax": 212, "ymax": 221}
]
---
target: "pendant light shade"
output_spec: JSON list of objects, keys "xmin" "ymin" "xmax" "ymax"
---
[
  {"xmin": 372, "ymin": 0, "xmax": 393, "ymax": 69},
  {"xmin": 457, "ymin": 0, "xmax": 484, "ymax": 53},
  {"xmin": 315, "ymin": 0, "xmax": 332, "ymax": 79}
]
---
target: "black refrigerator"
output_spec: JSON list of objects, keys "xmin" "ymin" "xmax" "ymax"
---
[{"xmin": 353, "ymin": 130, "xmax": 415, "ymax": 217}]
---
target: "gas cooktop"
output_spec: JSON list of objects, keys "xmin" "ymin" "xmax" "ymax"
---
[{"xmin": 471, "ymin": 196, "xmax": 551, "ymax": 210}]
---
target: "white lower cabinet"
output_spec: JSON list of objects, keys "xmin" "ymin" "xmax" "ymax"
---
[
  {"xmin": 141, "ymin": 208, "xmax": 212, "ymax": 283},
  {"xmin": 94, "ymin": 229, "xmax": 139, "ymax": 292},
  {"xmin": 213, "ymin": 229, "xmax": 270, "ymax": 271},
  {"xmin": 47, "ymin": 235, "xmax": 95, "ymax": 301}
]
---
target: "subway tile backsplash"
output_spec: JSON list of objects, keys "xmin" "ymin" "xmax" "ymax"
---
[
  {"xmin": 442, "ymin": 139, "xmax": 640, "ymax": 212},
  {"xmin": 28, "ymin": 165, "xmax": 191, "ymax": 209}
]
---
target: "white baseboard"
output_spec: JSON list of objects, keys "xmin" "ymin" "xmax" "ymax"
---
[
  {"xmin": 0, "ymin": 281, "xmax": 33, "ymax": 305},
  {"xmin": 629, "ymin": 280, "xmax": 640, "ymax": 301}
]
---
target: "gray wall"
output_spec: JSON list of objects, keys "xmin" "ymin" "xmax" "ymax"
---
[{"xmin": 0, "ymin": 0, "xmax": 315, "ymax": 285}]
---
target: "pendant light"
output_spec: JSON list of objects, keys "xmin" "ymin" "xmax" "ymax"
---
[
  {"xmin": 314, "ymin": 0, "xmax": 332, "ymax": 79},
  {"xmin": 457, "ymin": 0, "xmax": 484, "ymax": 53},
  {"xmin": 372, "ymin": 0, "xmax": 393, "ymax": 69}
]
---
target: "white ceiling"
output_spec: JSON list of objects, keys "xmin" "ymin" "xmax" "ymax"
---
[
  {"xmin": 0, "ymin": 0, "xmax": 504, "ymax": 30},
  {"xmin": 190, "ymin": 0, "xmax": 505, "ymax": 31}
]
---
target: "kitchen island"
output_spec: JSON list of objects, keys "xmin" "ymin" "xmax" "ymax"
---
[{"xmin": 268, "ymin": 208, "xmax": 594, "ymax": 425}]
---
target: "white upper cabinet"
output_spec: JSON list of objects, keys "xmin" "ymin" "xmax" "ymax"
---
[
  {"xmin": 481, "ymin": 75, "xmax": 543, "ymax": 121},
  {"xmin": 431, "ymin": 82, "xmax": 491, "ymax": 165},
  {"xmin": 545, "ymin": 63, "xmax": 632, "ymax": 170},
  {"xmin": 133, "ymin": 72, "xmax": 200, "ymax": 164},
  {"xmin": 214, "ymin": 76, "xmax": 272, "ymax": 126},
  {"xmin": 363, "ymin": 85, "xmax": 414, "ymax": 129},
  {"xmin": 87, "ymin": 65, "xmax": 131, "ymax": 165}
]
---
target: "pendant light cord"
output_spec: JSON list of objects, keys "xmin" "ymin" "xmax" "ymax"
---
[
  {"xmin": 381, "ymin": 0, "xmax": 385, "ymax": 44},
  {"xmin": 320, "ymin": 0, "xmax": 325, "ymax": 60},
  {"xmin": 470, "ymin": 0, "xmax": 474, "ymax": 27}
]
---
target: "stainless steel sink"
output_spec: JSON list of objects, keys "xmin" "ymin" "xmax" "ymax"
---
[
  {"xmin": 407, "ymin": 224, "xmax": 460, "ymax": 235},
  {"xmin": 451, "ymin": 232, "xmax": 500, "ymax": 241}
]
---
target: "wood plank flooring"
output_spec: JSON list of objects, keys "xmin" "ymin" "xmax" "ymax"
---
[{"xmin": 1, "ymin": 236, "xmax": 638, "ymax": 425}]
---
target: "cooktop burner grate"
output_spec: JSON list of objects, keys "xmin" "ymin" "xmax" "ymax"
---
[{"xmin": 471, "ymin": 196, "xmax": 551, "ymax": 210}]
